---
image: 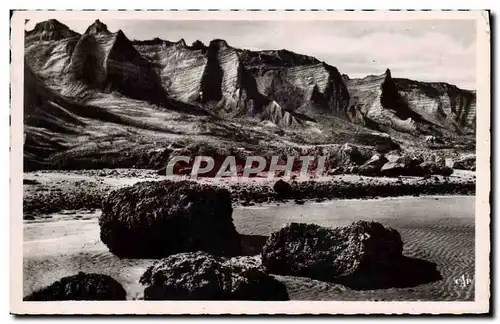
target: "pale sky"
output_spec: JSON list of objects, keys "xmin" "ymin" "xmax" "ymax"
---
[{"xmin": 26, "ymin": 19, "xmax": 477, "ymax": 90}]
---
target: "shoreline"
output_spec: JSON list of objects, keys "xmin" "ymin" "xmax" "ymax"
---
[
  {"xmin": 22, "ymin": 194, "xmax": 475, "ymax": 301},
  {"xmin": 23, "ymin": 168, "xmax": 475, "ymax": 216}
]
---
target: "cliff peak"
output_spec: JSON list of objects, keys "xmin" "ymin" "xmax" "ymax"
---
[
  {"xmin": 174, "ymin": 38, "xmax": 187, "ymax": 47},
  {"xmin": 385, "ymin": 68, "xmax": 392, "ymax": 78},
  {"xmin": 191, "ymin": 40, "xmax": 206, "ymax": 50},
  {"xmin": 85, "ymin": 19, "xmax": 111, "ymax": 35},
  {"xmin": 209, "ymin": 39, "xmax": 229, "ymax": 48},
  {"xmin": 26, "ymin": 19, "xmax": 79, "ymax": 41},
  {"xmin": 132, "ymin": 37, "xmax": 171, "ymax": 46}
]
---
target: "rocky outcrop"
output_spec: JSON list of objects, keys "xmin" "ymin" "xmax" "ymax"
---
[
  {"xmin": 67, "ymin": 22, "xmax": 169, "ymax": 105},
  {"xmin": 345, "ymin": 69, "xmax": 476, "ymax": 138},
  {"xmin": 23, "ymin": 64, "xmax": 85, "ymax": 170},
  {"xmin": 395, "ymin": 78, "xmax": 476, "ymax": 133},
  {"xmin": 139, "ymin": 252, "xmax": 289, "ymax": 300},
  {"xmin": 23, "ymin": 272, "xmax": 126, "ymax": 301},
  {"xmin": 23, "ymin": 19, "xmax": 476, "ymax": 172},
  {"xmin": 84, "ymin": 19, "xmax": 112, "ymax": 36},
  {"xmin": 25, "ymin": 19, "xmax": 80, "ymax": 42},
  {"xmin": 135, "ymin": 38, "xmax": 302, "ymax": 127},
  {"xmin": 240, "ymin": 50, "xmax": 350, "ymax": 117},
  {"xmin": 261, "ymin": 222, "xmax": 403, "ymax": 283},
  {"xmin": 448, "ymin": 155, "xmax": 476, "ymax": 170},
  {"xmin": 261, "ymin": 221, "xmax": 442, "ymax": 289},
  {"xmin": 99, "ymin": 180, "xmax": 241, "ymax": 258},
  {"xmin": 26, "ymin": 20, "xmax": 476, "ymax": 138},
  {"xmin": 357, "ymin": 153, "xmax": 389, "ymax": 176}
]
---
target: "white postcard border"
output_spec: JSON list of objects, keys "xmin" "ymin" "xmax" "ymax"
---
[{"xmin": 10, "ymin": 9, "xmax": 491, "ymax": 315}]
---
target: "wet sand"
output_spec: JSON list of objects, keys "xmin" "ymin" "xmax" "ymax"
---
[{"xmin": 23, "ymin": 195, "xmax": 475, "ymax": 301}]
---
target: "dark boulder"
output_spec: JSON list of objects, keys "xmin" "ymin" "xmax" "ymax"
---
[
  {"xmin": 380, "ymin": 162, "xmax": 406, "ymax": 177},
  {"xmin": 419, "ymin": 162, "xmax": 454, "ymax": 177},
  {"xmin": 360, "ymin": 153, "xmax": 388, "ymax": 176},
  {"xmin": 140, "ymin": 252, "xmax": 289, "ymax": 300},
  {"xmin": 396, "ymin": 155, "xmax": 424, "ymax": 167},
  {"xmin": 364, "ymin": 153, "xmax": 388, "ymax": 169},
  {"xmin": 357, "ymin": 163, "xmax": 382, "ymax": 176},
  {"xmin": 23, "ymin": 272, "xmax": 126, "ymax": 301},
  {"xmin": 451, "ymin": 155, "xmax": 476, "ymax": 171},
  {"xmin": 338, "ymin": 143, "xmax": 366, "ymax": 166},
  {"xmin": 273, "ymin": 179, "xmax": 294, "ymax": 198},
  {"xmin": 261, "ymin": 221, "xmax": 404, "ymax": 286},
  {"xmin": 385, "ymin": 156, "xmax": 425, "ymax": 176},
  {"xmin": 99, "ymin": 180, "xmax": 241, "ymax": 258}
]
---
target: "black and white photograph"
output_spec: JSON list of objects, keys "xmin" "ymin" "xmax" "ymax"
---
[{"xmin": 9, "ymin": 10, "xmax": 490, "ymax": 314}]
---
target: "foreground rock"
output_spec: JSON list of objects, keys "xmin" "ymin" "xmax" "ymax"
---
[
  {"xmin": 99, "ymin": 180, "xmax": 241, "ymax": 258},
  {"xmin": 139, "ymin": 252, "xmax": 289, "ymax": 300},
  {"xmin": 24, "ymin": 272, "xmax": 126, "ymax": 301},
  {"xmin": 261, "ymin": 221, "xmax": 409, "ymax": 288}
]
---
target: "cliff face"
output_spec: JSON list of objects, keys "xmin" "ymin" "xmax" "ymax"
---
[
  {"xmin": 345, "ymin": 70, "xmax": 476, "ymax": 138},
  {"xmin": 239, "ymin": 50, "xmax": 350, "ymax": 117},
  {"xmin": 134, "ymin": 39, "xmax": 302, "ymax": 126},
  {"xmin": 67, "ymin": 20, "xmax": 169, "ymax": 106},
  {"xmin": 393, "ymin": 78, "xmax": 476, "ymax": 134},
  {"xmin": 25, "ymin": 19, "xmax": 476, "ymax": 145}
]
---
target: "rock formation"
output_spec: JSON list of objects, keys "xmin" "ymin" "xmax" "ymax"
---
[
  {"xmin": 67, "ymin": 21, "xmax": 169, "ymax": 106},
  {"xmin": 23, "ymin": 272, "xmax": 127, "ymax": 301},
  {"xmin": 25, "ymin": 19, "xmax": 80, "ymax": 42},
  {"xmin": 261, "ymin": 221, "xmax": 404, "ymax": 283},
  {"xmin": 26, "ymin": 19, "xmax": 476, "ymax": 137},
  {"xmin": 23, "ymin": 19, "xmax": 476, "ymax": 172},
  {"xmin": 273, "ymin": 179, "xmax": 294, "ymax": 198},
  {"xmin": 99, "ymin": 180, "xmax": 241, "ymax": 258},
  {"xmin": 139, "ymin": 251, "xmax": 289, "ymax": 300},
  {"xmin": 135, "ymin": 38, "xmax": 303, "ymax": 127},
  {"xmin": 345, "ymin": 69, "xmax": 476, "ymax": 138},
  {"xmin": 239, "ymin": 49, "xmax": 350, "ymax": 116},
  {"xmin": 448, "ymin": 155, "xmax": 476, "ymax": 170}
]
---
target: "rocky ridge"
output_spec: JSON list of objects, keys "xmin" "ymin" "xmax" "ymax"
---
[{"xmin": 23, "ymin": 19, "xmax": 476, "ymax": 171}]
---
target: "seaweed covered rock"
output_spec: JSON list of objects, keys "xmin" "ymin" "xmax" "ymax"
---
[
  {"xmin": 140, "ymin": 251, "xmax": 289, "ymax": 300},
  {"xmin": 99, "ymin": 180, "xmax": 241, "ymax": 258},
  {"xmin": 23, "ymin": 272, "xmax": 126, "ymax": 301},
  {"xmin": 273, "ymin": 179, "xmax": 294, "ymax": 198},
  {"xmin": 261, "ymin": 221, "xmax": 403, "ymax": 284}
]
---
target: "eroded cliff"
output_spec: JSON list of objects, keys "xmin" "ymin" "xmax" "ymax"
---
[
  {"xmin": 345, "ymin": 69, "xmax": 476, "ymax": 139},
  {"xmin": 22, "ymin": 19, "xmax": 476, "ymax": 171}
]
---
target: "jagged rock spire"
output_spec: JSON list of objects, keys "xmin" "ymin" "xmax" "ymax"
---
[
  {"xmin": 85, "ymin": 19, "xmax": 111, "ymax": 35},
  {"xmin": 174, "ymin": 38, "xmax": 187, "ymax": 47}
]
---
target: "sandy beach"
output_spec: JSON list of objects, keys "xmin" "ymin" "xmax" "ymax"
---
[{"xmin": 23, "ymin": 195, "xmax": 475, "ymax": 301}]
